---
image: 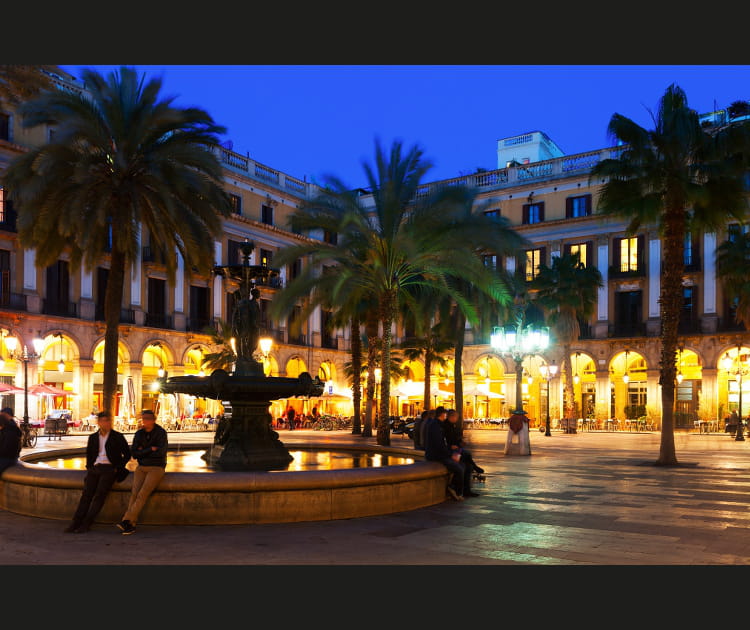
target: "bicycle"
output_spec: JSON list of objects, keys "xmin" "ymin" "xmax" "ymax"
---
[{"xmin": 20, "ymin": 421, "xmax": 38, "ymax": 449}]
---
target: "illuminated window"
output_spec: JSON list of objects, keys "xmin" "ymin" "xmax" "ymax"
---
[
  {"xmin": 525, "ymin": 248, "xmax": 544, "ymax": 282},
  {"xmin": 569, "ymin": 243, "xmax": 588, "ymax": 267},
  {"xmin": 618, "ymin": 237, "xmax": 639, "ymax": 272}
]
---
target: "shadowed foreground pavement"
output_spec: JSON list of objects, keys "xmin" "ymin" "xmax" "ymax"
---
[{"xmin": 2, "ymin": 426, "xmax": 750, "ymax": 565}]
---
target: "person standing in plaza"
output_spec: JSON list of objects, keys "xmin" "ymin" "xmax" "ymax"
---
[
  {"xmin": 117, "ymin": 409, "xmax": 168, "ymax": 535},
  {"xmin": 0, "ymin": 409, "xmax": 21, "ymax": 474},
  {"xmin": 64, "ymin": 410, "xmax": 131, "ymax": 533}
]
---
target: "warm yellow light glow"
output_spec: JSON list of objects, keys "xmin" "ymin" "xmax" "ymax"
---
[
  {"xmin": 4, "ymin": 335, "xmax": 17, "ymax": 353},
  {"xmin": 58, "ymin": 359, "xmax": 65, "ymax": 373},
  {"xmin": 230, "ymin": 337, "xmax": 237, "ymax": 354},
  {"xmin": 676, "ymin": 372, "xmax": 684, "ymax": 384},
  {"xmin": 259, "ymin": 337, "xmax": 273, "ymax": 356},
  {"xmin": 374, "ymin": 368, "xmax": 382, "ymax": 382},
  {"xmin": 157, "ymin": 367, "xmax": 165, "ymax": 378},
  {"xmin": 573, "ymin": 374, "xmax": 580, "ymax": 385},
  {"xmin": 622, "ymin": 373, "xmax": 630, "ymax": 384},
  {"xmin": 151, "ymin": 381, "xmax": 160, "ymax": 391},
  {"xmin": 199, "ymin": 369, "xmax": 206, "ymax": 377}
]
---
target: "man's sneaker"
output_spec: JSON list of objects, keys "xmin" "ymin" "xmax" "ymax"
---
[
  {"xmin": 446, "ymin": 486, "xmax": 464, "ymax": 502},
  {"xmin": 121, "ymin": 522, "xmax": 136, "ymax": 535},
  {"xmin": 116, "ymin": 519, "xmax": 132, "ymax": 532}
]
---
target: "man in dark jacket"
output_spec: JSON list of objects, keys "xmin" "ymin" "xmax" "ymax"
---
[
  {"xmin": 423, "ymin": 406, "xmax": 473, "ymax": 501},
  {"xmin": 117, "ymin": 409, "xmax": 168, "ymax": 535},
  {"xmin": 0, "ymin": 409, "xmax": 22, "ymax": 474},
  {"xmin": 64, "ymin": 410, "xmax": 131, "ymax": 533}
]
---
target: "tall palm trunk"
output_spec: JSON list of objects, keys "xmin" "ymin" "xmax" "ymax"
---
[
  {"xmin": 423, "ymin": 352, "xmax": 432, "ymax": 412},
  {"xmin": 350, "ymin": 315, "xmax": 362, "ymax": 435},
  {"xmin": 362, "ymin": 315, "xmax": 378, "ymax": 438},
  {"xmin": 657, "ymin": 203, "xmax": 685, "ymax": 465},
  {"xmin": 103, "ymin": 248, "xmax": 126, "ymax": 417},
  {"xmin": 453, "ymin": 310, "xmax": 466, "ymax": 428},
  {"xmin": 562, "ymin": 344, "xmax": 574, "ymax": 420},
  {"xmin": 378, "ymin": 289, "xmax": 396, "ymax": 446}
]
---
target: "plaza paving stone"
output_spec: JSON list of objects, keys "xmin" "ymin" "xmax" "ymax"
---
[{"xmin": 2, "ymin": 426, "xmax": 749, "ymax": 565}]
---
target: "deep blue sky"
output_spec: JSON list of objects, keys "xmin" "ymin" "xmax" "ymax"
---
[{"xmin": 60, "ymin": 65, "xmax": 750, "ymax": 190}]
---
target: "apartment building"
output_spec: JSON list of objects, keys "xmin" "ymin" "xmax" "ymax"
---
[{"xmin": 0, "ymin": 70, "xmax": 746, "ymax": 429}]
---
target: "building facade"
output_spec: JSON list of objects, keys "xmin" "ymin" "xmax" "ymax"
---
[{"xmin": 0, "ymin": 69, "xmax": 746, "ymax": 429}]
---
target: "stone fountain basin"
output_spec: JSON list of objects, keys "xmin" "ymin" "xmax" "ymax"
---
[{"xmin": 0, "ymin": 443, "xmax": 449, "ymax": 525}]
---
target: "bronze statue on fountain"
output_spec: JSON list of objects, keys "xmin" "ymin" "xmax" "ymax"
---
[{"xmin": 157, "ymin": 239, "xmax": 324, "ymax": 470}]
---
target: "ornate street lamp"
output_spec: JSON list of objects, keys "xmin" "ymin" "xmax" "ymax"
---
[
  {"xmin": 722, "ymin": 343, "xmax": 749, "ymax": 442},
  {"xmin": 3, "ymin": 333, "xmax": 44, "ymax": 426},
  {"xmin": 539, "ymin": 361, "xmax": 558, "ymax": 436},
  {"xmin": 490, "ymin": 323, "xmax": 550, "ymax": 419}
]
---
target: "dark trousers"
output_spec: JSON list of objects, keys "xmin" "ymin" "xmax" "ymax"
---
[
  {"xmin": 70, "ymin": 464, "xmax": 118, "ymax": 528},
  {"xmin": 438, "ymin": 457, "xmax": 472, "ymax": 496}
]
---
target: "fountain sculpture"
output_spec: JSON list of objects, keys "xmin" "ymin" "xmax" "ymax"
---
[{"xmin": 157, "ymin": 239, "xmax": 323, "ymax": 471}]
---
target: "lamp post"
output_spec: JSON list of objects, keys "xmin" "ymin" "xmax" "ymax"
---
[
  {"xmin": 490, "ymin": 323, "xmax": 550, "ymax": 418},
  {"xmin": 539, "ymin": 361, "xmax": 558, "ymax": 436},
  {"xmin": 722, "ymin": 343, "xmax": 748, "ymax": 442},
  {"xmin": 3, "ymin": 333, "xmax": 44, "ymax": 426}
]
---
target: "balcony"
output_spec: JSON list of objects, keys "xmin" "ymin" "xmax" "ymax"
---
[
  {"xmin": 142, "ymin": 246, "xmax": 167, "ymax": 265},
  {"xmin": 0, "ymin": 209, "xmax": 17, "ymax": 232},
  {"xmin": 186, "ymin": 317, "xmax": 213, "ymax": 333},
  {"xmin": 145, "ymin": 313, "xmax": 173, "ymax": 329},
  {"xmin": 321, "ymin": 334, "xmax": 337, "ymax": 349},
  {"xmin": 42, "ymin": 300, "xmax": 78, "ymax": 318},
  {"xmin": 608, "ymin": 265, "xmax": 645, "ymax": 279},
  {"xmin": 0, "ymin": 292, "xmax": 27, "ymax": 311},
  {"xmin": 255, "ymin": 275, "xmax": 283, "ymax": 289},
  {"xmin": 288, "ymin": 333, "xmax": 307, "ymax": 346},
  {"xmin": 609, "ymin": 323, "xmax": 647, "ymax": 338},
  {"xmin": 94, "ymin": 306, "xmax": 135, "ymax": 324}
]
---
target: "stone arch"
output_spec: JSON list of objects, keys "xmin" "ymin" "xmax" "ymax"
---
[
  {"xmin": 182, "ymin": 343, "xmax": 212, "ymax": 375},
  {"xmin": 400, "ymin": 359, "xmax": 424, "ymax": 382},
  {"xmin": 318, "ymin": 359, "xmax": 337, "ymax": 383},
  {"xmin": 91, "ymin": 338, "xmax": 132, "ymax": 366},
  {"xmin": 285, "ymin": 355, "xmax": 307, "ymax": 378}
]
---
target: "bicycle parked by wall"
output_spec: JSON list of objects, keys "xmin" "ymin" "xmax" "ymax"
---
[{"xmin": 20, "ymin": 421, "xmax": 37, "ymax": 448}]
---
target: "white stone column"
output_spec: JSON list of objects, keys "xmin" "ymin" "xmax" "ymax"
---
[
  {"xmin": 213, "ymin": 240, "xmax": 223, "ymax": 320},
  {"xmin": 81, "ymin": 268, "xmax": 92, "ymax": 299},
  {"xmin": 130, "ymin": 227, "xmax": 141, "ymax": 306},
  {"xmin": 648, "ymin": 237, "xmax": 661, "ymax": 318},
  {"xmin": 596, "ymin": 243, "xmax": 608, "ymax": 321},
  {"xmin": 174, "ymin": 249, "xmax": 184, "ymax": 313},
  {"xmin": 703, "ymin": 232, "xmax": 716, "ymax": 314},
  {"xmin": 23, "ymin": 248, "xmax": 36, "ymax": 290}
]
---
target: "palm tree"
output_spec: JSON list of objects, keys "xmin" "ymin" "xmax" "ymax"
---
[
  {"xmin": 202, "ymin": 318, "xmax": 237, "ymax": 372},
  {"xmin": 716, "ymin": 228, "xmax": 750, "ymax": 330},
  {"xmin": 530, "ymin": 251, "xmax": 603, "ymax": 421},
  {"xmin": 275, "ymin": 139, "xmax": 521, "ymax": 446},
  {"xmin": 2, "ymin": 66, "xmax": 231, "ymax": 416},
  {"xmin": 590, "ymin": 83, "xmax": 750, "ymax": 465},
  {"xmin": 0, "ymin": 65, "xmax": 61, "ymax": 108},
  {"xmin": 398, "ymin": 293, "xmax": 455, "ymax": 413}
]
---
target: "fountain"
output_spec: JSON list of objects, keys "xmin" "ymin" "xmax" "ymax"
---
[
  {"xmin": 158, "ymin": 238, "xmax": 324, "ymax": 471},
  {"xmin": 0, "ymin": 240, "xmax": 452, "ymax": 525}
]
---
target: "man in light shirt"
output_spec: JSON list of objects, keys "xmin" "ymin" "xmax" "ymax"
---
[{"xmin": 64, "ymin": 410, "xmax": 131, "ymax": 533}]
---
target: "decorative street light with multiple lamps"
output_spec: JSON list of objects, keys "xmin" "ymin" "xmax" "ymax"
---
[
  {"xmin": 490, "ymin": 323, "xmax": 550, "ymax": 419},
  {"xmin": 3, "ymin": 332, "xmax": 44, "ymax": 426},
  {"xmin": 539, "ymin": 360, "xmax": 558, "ymax": 436},
  {"xmin": 722, "ymin": 343, "xmax": 749, "ymax": 442}
]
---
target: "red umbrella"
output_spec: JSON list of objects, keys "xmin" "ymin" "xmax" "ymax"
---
[
  {"xmin": 28, "ymin": 383, "xmax": 73, "ymax": 396},
  {"xmin": 0, "ymin": 382, "xmax": 24, "ymax": 394}
]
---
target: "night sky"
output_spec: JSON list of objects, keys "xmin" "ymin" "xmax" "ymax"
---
[{"xmin": 60, "ymin": 65, "xmax": 750, "ymax": 189}]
